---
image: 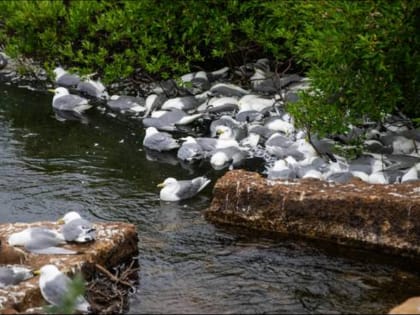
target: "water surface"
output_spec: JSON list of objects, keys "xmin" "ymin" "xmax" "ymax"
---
[{"xmin": 0, "ymin": 83, "xmax": 419, "ymax": 314}]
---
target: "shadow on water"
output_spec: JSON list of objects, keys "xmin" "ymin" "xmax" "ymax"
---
[{"xmin": 0, "ymin": 83, "xmax": 419, "ymax": 314}]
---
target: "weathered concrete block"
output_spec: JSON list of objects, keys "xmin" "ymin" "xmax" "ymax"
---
[
  {"xmin": 0, "ymin": 221, "xmax": 138, "ymax": 313},
  {"xmin": 205, "ymin": 170, "xmax": 420, "ymax": 258}
]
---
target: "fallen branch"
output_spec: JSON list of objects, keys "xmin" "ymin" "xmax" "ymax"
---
[{"xmin": 94, "ymin": 263, "xmax": 134, "ymax": 288}]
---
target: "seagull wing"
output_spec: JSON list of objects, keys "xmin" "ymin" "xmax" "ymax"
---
[
  {"xmin": 53, "ymin": 95, "xmax": 91, "ymax": 112},
  {"xmin": 62, "ymin": 219, "xmax": 95, "ymax": 242},
  {"xmin": 42, "ymin": 273, "xmax": 71, "ymax": 306},
  {"xmin": 176, "ymin": 177, "xmax": 210, "ymax": 200},
  {"xmin": 145, "ymin": 133, "xmax": 179, "ymax": 151}
]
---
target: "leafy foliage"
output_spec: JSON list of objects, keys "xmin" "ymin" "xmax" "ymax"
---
[
  {"xmin": 282, "ymin": 0, "xmax": 420, "ymax": 135},
  {"xmin": 0, "ymin": 0, "xmax": 418, "ymax": 135}
]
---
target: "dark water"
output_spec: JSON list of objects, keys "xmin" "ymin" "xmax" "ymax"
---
[{"xmin": 0, "ymin": 83, "xmax": 419, "ymax": 314}]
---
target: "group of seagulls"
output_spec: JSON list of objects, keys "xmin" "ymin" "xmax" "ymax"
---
[
  {"xmin": 50, "ymin": 58, "xmax": 420, "ymax": 202},
  {"xmin": 1, "ymin": 211, "xmax": 94, "ymax": 312}
]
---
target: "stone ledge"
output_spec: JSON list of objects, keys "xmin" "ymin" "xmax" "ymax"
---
[
  {"xmin": 0, "ymin": 221, "xmax": 138, "ymax": 313},
  {"xmin": 205, "ymin": 170, "xmax": 420, "ymax": 258}
]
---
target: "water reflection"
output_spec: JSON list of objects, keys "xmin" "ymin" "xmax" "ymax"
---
[{"xmin": 0, "ymin": 83, "xmax": 419, "ymax": 314}]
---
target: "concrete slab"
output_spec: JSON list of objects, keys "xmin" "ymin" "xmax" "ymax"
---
[{"xmin": 0, "ymin": 221, "xmax": 138, "ymax": 313}]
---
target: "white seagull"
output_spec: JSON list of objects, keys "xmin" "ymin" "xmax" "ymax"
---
[
  {"xmin": 50, "ymin": 87, "xmax": 92, "ymax": 114},
  {"xmin": 8, "ymin": 227, "xmax": 78, "ymax": 255},
  {"xmin": 58, "ymin": 211, "xmax": 96, "ymax": 243},
  {"xmin": 157, "ymin": 176, "xmax": 211, "ymax": 201},
  {"xmin": 35, "ymin": 264, "xmax": 91, "ymax": 313}
]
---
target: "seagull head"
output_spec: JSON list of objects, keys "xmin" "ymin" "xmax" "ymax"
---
[
  {"xmin": 53, "ymin": 66, "xmax": 67, "ymax": 79},
  {"xmin": 180, "ymin": 136, "xmax": 197, "ymax": 144},
  {"xmin": 49, "ymin": 87, "xmax": 70, "ymax": 98},
  {"xmin": 34, "ymin": 264, "xmax": 61, "ymax": 280},
  {"xmin": 157, "ymin": 177, "xmax": 177, "ymax": 188},
  {"xmin": 58, "ymin": 211, "xmax": 82, "ymax": 224},
  {"xmin": 215, "ymin": 126, "xmax": 233, "ymax": 139},
  {"xmin": 145, "ymin": 127, "xmax": 159, "ymax": 137},
  {"xmin": 7, "ymin": 229, "xmax": 29, "ymax": 246}
]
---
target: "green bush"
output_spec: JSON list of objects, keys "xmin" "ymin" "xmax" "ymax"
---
[
  {"xmin": 0, "ymin": 0, "xmax": 274, "ymax": 81},
  {"xmin": 281, "ymin": 0, "xmax": 420, "ymax": 135},
  {"xmin": 0, "ymin": 0, "xmax": 418, "ymax": 135}
]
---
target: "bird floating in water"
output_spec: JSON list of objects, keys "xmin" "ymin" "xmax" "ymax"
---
[
  {"xmin": 157, "ymin": 176, "xmax": 211, "ymax": 201},
  {"xmin": 143, "ymin": 127, "xmax": 180, "ymax": 152}
]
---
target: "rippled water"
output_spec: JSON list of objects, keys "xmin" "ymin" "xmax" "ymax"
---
[{"xmin": 1, "ymin": 83, "xmax": 419, "ymax": 314}]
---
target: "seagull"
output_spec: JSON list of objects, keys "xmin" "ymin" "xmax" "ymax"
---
[
  {"xmin": 140, "ymin": 93, "xmax": 168, "ymax": 118},
  {"xmin": 0, "ymin": 265, "xmax": 33, "ymax": 287},
  {"xmin": 35, "ymin": 264, "xmax": 91, "ymax": 313},
  {"xmin": 238, "ymin": 94, "xmax": 275, "ymax": 112},
  {"xmin": 206, "ymin": 66, "xmax": 230, "ymax": 82},
  {"xmin": 77, "ymin": 78, "xmax": 109, "ymax": 100},
  {"xmin": 50, "ymin": 87, "xmax": 92, "ymax": 114},
  {"xmin": 235, "ymin": 109, "xmax": 265, "ymax": 123},
  {"xmin": 210, "ymin": 146, "xmax": 247, "ymax": 170},
  {"xmin": 210, "ymin": 83, "xmax": 249, "ymax": 97},
  {"xmin": 309, "ymin": 134, "xmax": 337, "ymax": 162},
  {"xmin": 0, "ymin": 52, "xmax": 8, "ymax": 70},
  {"xmin": 177, "ymin": 136, "xmax": 205, "ymax": 162},
  {"xmin": 157, "ymin": 176, "xmax": 211, "ymax": 201},
  {"xmin": 214, "ymin": 125, "xmax": 240, "ymax": 147},
  {"xmin": 198, "ymin": 96, "xmax": 239, "ymax": 113},
  {"xmin": 180, "ymin": 70, "xmax": 210, "ymax": 93},
  {"xmin": 263, "ymin": 116, "xmax": 295, "ymax": 135},
  {"xmin": 266, "ymin": 159, "xmax": 297, "ymax": 180},
  {"xmin": 58, "ymin": 211, "xmax": 96, "ymax": 243},
  {"xmin": 143, "ymin": 109, "xmax": 202, "ymax": 131},
  {"xmin": 161, "ymin": 96, "xmax": 202, "ymax": 112},
  {"xmin": 143, "ymin": 127, "xmax": 180, "ymax": 152},
  {"xmin": 53, "ymin": 67, "xmax": 81, "ymax": 88},
  {"xmin": 325, "ymin": 171, "xmax": 355, "ymax": 184},
  {"xmin": 106, "ymin": 95, "xmax": 146, "ymax": 114},
  {"xmin": 210, "ymin": 116, "xmax": 246, "ymax": 140},
  {"xmin": 8, "ymin": 227, "xmax": 78, "ymax": 255},
  {"xmin": 265, "ymin": 133, "xmax": 294, "ymax": 157},
  {"xmin": 401, "ymin": 163, "xmax": 420, "ymax": 183}
]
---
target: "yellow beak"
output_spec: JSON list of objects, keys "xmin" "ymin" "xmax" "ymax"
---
[
  {"xmin": 48, "ymin": 89, "xmax": 55, "ymax": 93},
  {"xmin": 57, "ymin": 219, "xmax": 65, "ymax": 225},
  {"xmin": 157, "ymin": 182, "xmax": 165, "ymax": 188},
  {"xmin": 33, "ymin": 269, "xmax": 40, "ymax": 276},
  {"xmin": 216, "ymin": 129, "xmax": 224, "ymax": 135}
]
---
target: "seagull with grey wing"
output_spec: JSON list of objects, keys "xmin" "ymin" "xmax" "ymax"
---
[
  {"xmin": 177, "ymin": 136, "xmax": 205, "ymax": 162},
  {"xmin": 57, "ymin": 211, "xmax": 96, "ymax": 243},
  {"xmin": 157, "ymin": 176, "xmax": 211, "ymax": 201},
  {"xmin": 77, "ymin": 78, "xmax": 109, "ymax": 100},
  {"xmin": 8, "ymin": 227, "xmax": 78, "ymax": 255},
  {"xmin": 49, "ymin": 87, "xmax": 92, "ymax": 122},
  {"xmin": 143, "ymin": 126, "xmax": 180, "ymax": 152},
  {"xmin": 0, "ymin": 265, "xmax": 34, "ymax": 287},
  {"xmin": 35, "ymin": 264, "xmax": 91, "ymax": 313},
  {"xmin": 53, "ymin": 66, "xmax": 81, "ymax": 88}
]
